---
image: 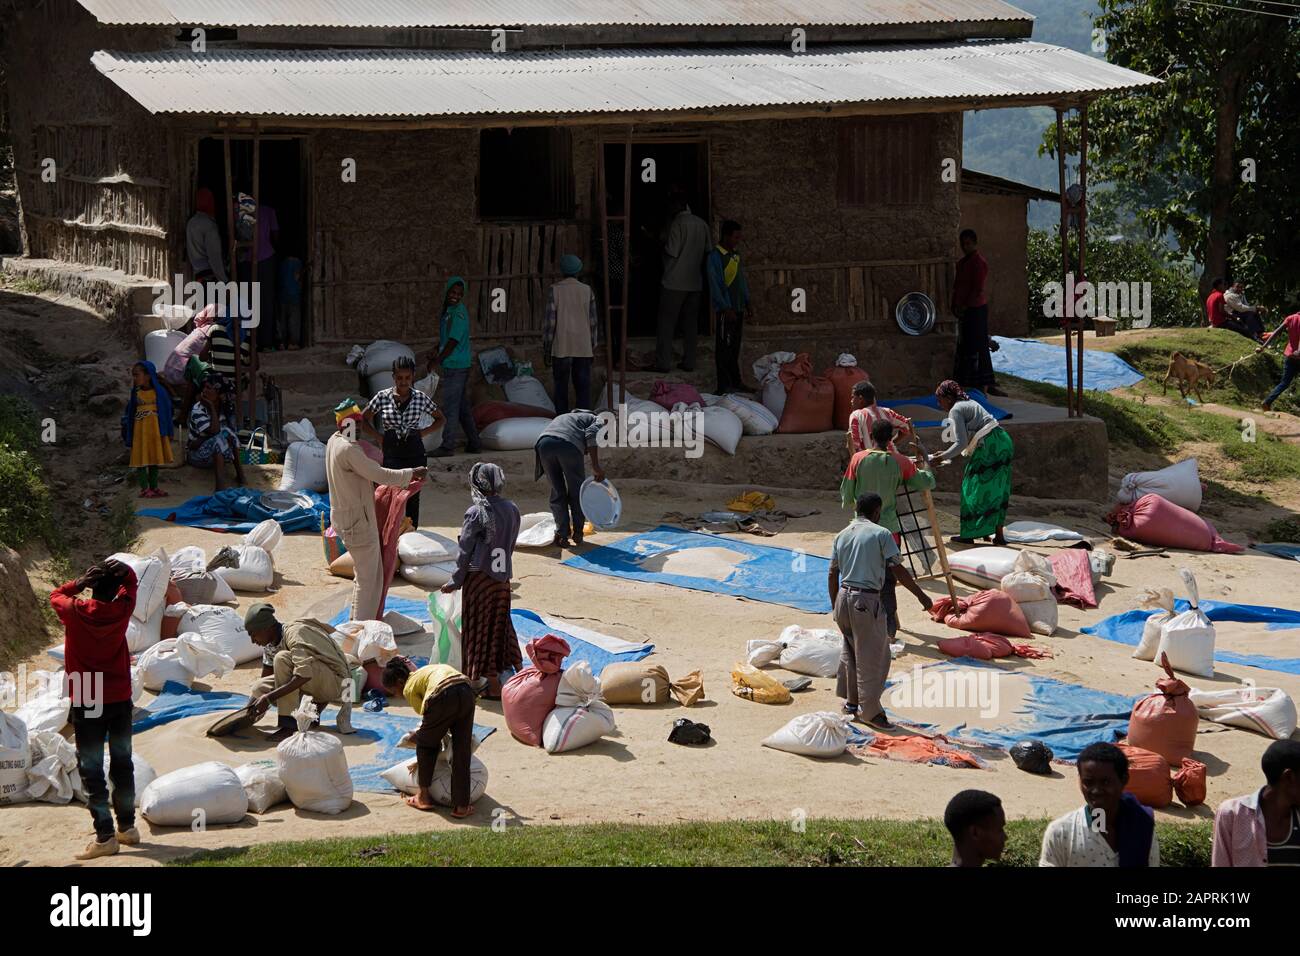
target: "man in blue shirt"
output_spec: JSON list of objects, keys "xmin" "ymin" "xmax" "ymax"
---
[
  {"xmin": 829, "ymin": 493, "xmax": 932, "ymax": 728},
  {"xmin": 706, "ymin": 220, "xmax": 753, "ymax": 394}
]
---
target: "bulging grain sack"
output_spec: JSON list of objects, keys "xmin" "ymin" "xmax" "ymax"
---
[
  {"xmin": 74, "ymin": 752, "xmax": 156, "ymax": 808},
  {"xmin": 715, "ymin": 393, "xmax": 778, "ymax": 436},
  {"xmin": 397, "ymin": 530, "xmax": 458, "ymax": 566},
  {"xmin": 332, "ymin": 619, "xmax": 397, "ymax": 664},
  {"xmin": 1134, "ymin": 587, "xmax": 1177, "ymax": 661},
  {"xmin": 745, "ymin": 639, "xmax": 784, "ymax": 668},
  {"xmin": 542, "ymin": 661, "xmax": 617, "ymax": 753},
  {"xmin": 400, "ymin": 561, "xmax": 456, "ymax": 589},
  {"xmin": 1156, "ymin": 569, "xmax": 1216, "ymax": 678},
  {"xmin": 777, "ymin": 625, "xmax": 842, "ymax": 678},
  {"xmin": 762, "ymin": 711, "xmax": 851, "ymax": 758},
  {"xmin": 235, "ymin": 759, "xmax": 287, "ymax": 814},
  {"xmin": 503, "ymin": 374, "xmax": 556, "ymax": 413},
  {"xmin": 1188, "ymin": 686, "xmax": 1297, "ymax": 740},
  {"xmin": 379, "ymin": 750, "xmax": 490, "ymax": 805},
  {"xmin": 516, "ymin": 512, "xmax": 558, "ymax": 548},
  {"xmin": 599, "ymin": 661, "xmax": 704, "ymax": 706},
  {"xmin": 13, "ymin": 672, "xmax": 69, "ymax": 735},
  {"xmin": 109, "ymin": 548, "xmax": 170, "ymax": 623},
  {"xmin": 140, "ymin": 761, "xmax": 248, "ymax": 826},
  {"xmin": 178, "ymin": 604, "xmax": 260, "ymax": 664},
  {"xmin": 947, "ymin": 547, "xmax": 1020, "ymax": 589},
  {"xmin": 480, "ymin": 417, "xmax": 551, "ymax": 451},
  {"xmin": 753, "ymin": 351, "xmax": 797, "ymax": 418},
  {"xmin": 26, "ymin": 731, "xmax": 80, "ymax": 804},
  {"xmin": 502, "ymin": 635, "xmax": 568, "ymax": 746},
  {"xmin": 137, "ymin": 632, "xmax": 236, "ymax": 691},
  {"xmin": 0, "ymin": 711, "xmax": 31, "ymax": 805},
  {"xmin": 242, "ymin": 518, "xmax": 283, "ymax": 555},
  {"xmin": 1126, "ymin": 654, "xmax": 1199, "ymax": 765},
  {"xmin": 1117, "ymin": 458, "xmax": 1202, "ymax": 512},
  {"xmin": 1017, "ymin": 597, "xmax": 1059, "ymax": 637},
  {"xmin": 276, "ymin": 697, "xmax": 353, "ymax": 815},
  {"xmin": 279, "ymin": 438, "xmax": 328, "ymax": 493},
  {"xmin": 213, "ymin": 544, "xmax": 275, "ymax": 592}
]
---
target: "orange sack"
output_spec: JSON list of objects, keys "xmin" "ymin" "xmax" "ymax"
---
[
  {"xmin": 822, "ymin": 362, "xmax": 869, "ymax": 431},
  {"xmin": 929, "ymin": 590, "xmax": 1032, "ymax": 639},
  {"xmin": 776, "ymin": 353, "xmax": 835, "ymax": 433},
  {"xmin": 1126, "ymin": 653, "xmax": 1199, "ymax": 765},
  {"xmin": 1172, "ymin": 757, "xmax": 1207, "ymax": 807},
  {"xmin": 1117, "ymin": 744, "xmax": 1173, "ymax": 809}
]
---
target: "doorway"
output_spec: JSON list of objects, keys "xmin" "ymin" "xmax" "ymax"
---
[
  {"xmin": 600, "ymin": 139, "xmax": 710, "ymax": 348},
  {"xmin": 192, "ymin": 136, "xmax": 310, "ymax": 345}
]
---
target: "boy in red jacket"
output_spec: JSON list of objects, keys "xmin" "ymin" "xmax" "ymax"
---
[{"xmin": 50, "ymin": 559, "xmax": 141, "ymax": 859}]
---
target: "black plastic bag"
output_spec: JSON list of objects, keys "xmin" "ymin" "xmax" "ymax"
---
[
  {"xmin": 1010, "ymin": 739, "xmax": 1054, "ymax": 774},
  {"xmin": 668, "ymin": 718, "xmax": 712, "ymax": 746}
]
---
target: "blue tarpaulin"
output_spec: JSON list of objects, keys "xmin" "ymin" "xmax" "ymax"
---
[
  {"xmin": 991, "ymin": 336, "xmax": 1145, "ymax": 391},
  {"xmin": 884, "ymin": 662, "xmax": 1135, "ymax": 761},
  {"xmin": 138, "ymin": 487, "xmax": 329, "ymax": 534},
  {"xmin": 1083, "ymin": 600, "xmax": 1300, "ymax": 675},
  {"xmin": 880, "ymin": 389, "xmax": 1011, "ymax": 428},
  {"xmin": 561, "ymin": 525, "xmax": 832, "ymax": 613},
  {"xmin": 1252, "ymin": 543, "xmax": 1300, "ymax": 563},
  {"xmin": 328, "ymin": 596, "xmax": 654, "ymax": 676},
  {"xmin": 133, "ymin": 682, "xmax": 494, "ymax": 793}
]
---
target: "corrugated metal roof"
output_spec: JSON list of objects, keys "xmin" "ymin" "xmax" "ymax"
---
[
  {"xmin": 91, "ymin": 42, "xmax": 1159, "ymax": 119},
  {"xmin": 78, "ymin": 0, "xmax": 1034, "ymax": 28}
]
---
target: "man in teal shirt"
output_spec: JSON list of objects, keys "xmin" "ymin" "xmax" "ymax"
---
[
  {"xmin": 840, "ymin": 419, "xmax": 936, "ymax": 637},
  {"xmin": 428, "ymin": 275, "xmax": 481, "ymax": 457},
  {"xmin": 829, "ymin": 492, "xmax": 932, "ymax": 727}
]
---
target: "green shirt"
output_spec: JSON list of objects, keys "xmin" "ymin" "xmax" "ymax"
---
[
  {"xmin": 839, "ymin": 449, "xmax": 936, "ymax": 534},
  {"xmin": 831, "ymin": 518, "xmax": 900, "ymax": 591},
  {"xmin": 440, "ymin": 305, "xmax": 472, "ymax": 370}
]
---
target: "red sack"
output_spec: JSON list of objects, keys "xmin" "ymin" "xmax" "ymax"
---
[
  {"xmin": 502, "ymin": 634, "xmax": 571, "ymax": 746},
  {"xmin": 822, "ymin": 363, "xmax": 869, "ymax": 431},
  {"xmin": 1117, "ymin": 744, "xmax": 1173, "ymax": 809},
  {"xmin": 650, "ymin": 380, "xmax": 704, "ymax": 410},
  {"xmin": 473, "ymin": 401, "xmax": 555, "ymax": 431},
  {"xmin": 938, "ymin": 633, "xmax": 1051, "ymax": 660},
  {"xmin": 776, "ymin": 354, "xmax": 834, "ymax": 433},
  {"xmin": 1127, "ymin": 653, "xmax": 1198, "ymax": 765},
  {"xmin": 1172, "ymin": 757, "xmax": 1207, "ymax": 807},
  {"xmin": 1106, "ymin": 493, "xmax": 1244, "ymax": 554},
  {"xmin": 930, "ymin": 590, "xmax": 1031, "ymax": 638}
]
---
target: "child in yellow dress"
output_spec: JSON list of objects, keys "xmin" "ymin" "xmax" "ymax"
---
[{"xmin": 121, "ymin": 361, "xmax": 174, "ymax": 498}]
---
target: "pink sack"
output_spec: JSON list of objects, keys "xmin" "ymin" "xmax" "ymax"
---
[
  {"xmin": 929, "ymin": 590, "xmax": 1032, "ymax": 638},
  {"xmin": 502, "ymin": 634, "xmax": 571, "ymax": 746},
  {"xmin": 650, "ymin": 380, "xmax": 704, "ymax": 410},
  {"xmin": 1107, "ymin": 493, "xmax": 1244, "ymax": 554},
  {"xmin": 776, "ymin": 354, "xmax": 835, "ymax": 433},
  {"xmin": 938, "ymin": 633, "xmax": 1052, "ymax": 660},
  {"xmin": 1049, "ymin": 548, "xmax": 1096, "ymax": 608}
]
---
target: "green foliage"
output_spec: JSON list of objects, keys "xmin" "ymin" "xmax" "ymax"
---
[
  {"xmin": 0, "ymin": 396, "xmax": 53, "ymax": 549},
  {"xmin": 1263, "ymin": 517, "xmax": 1300, "ymax": 543},
  {"xmin": 172, "ymin": 818, "xmax": 1214, "ymax": 868},
  {"xmin": 1026, "ymin": 228, "xmax": 1200, "ymax": 330}
]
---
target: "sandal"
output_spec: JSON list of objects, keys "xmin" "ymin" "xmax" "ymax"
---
[{"xmin": 450, "ymin": 805, "xmax": 475, "ymax": 819}]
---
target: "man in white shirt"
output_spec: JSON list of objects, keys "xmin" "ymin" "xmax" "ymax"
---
[
  {"xmin": 655, "ymin": 194, "xmax": 711, "ymax": 373},
  {"xmin": 1224, "ymin": 282, "xmax": 1267, "ymax": 341},
  {"xmin": 1040, "ymin": 742, "xmax": 1160, "ymax": 867}
]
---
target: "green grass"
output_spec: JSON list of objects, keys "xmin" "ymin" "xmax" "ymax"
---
[
  {"xmin": 2, "ymin": 275, "xmax": 49, "ymax": 296},
  {"xmin": 1002, "ymin": 375, "xmax": 1192, "ymax": 452},
  {"xmin": 1262, "ymin": 517, "xmax": 1300, "ymax": 542},
  {"xmin": 0, "ymin": 395, "xmax": 54, "ymax": 549},
  {"xmin": 172, "ymin": 818, "xmax": 1214, "ymax": 868}
]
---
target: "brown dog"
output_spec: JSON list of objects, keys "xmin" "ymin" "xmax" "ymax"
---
[{"xmin": 1161, "ymin": 351, "xmax": 1216, "ymax": 402}]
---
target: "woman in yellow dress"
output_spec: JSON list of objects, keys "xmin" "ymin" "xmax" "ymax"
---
[{"xmin": 121, "ymin": 361, "xmax": 174, "ymax": 498}]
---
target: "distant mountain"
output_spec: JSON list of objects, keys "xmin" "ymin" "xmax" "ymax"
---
[{"xmin": 963, "ymin": 0, "xmax": 1102, "ymax": 227}]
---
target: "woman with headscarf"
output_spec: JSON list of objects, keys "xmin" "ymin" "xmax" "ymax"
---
[
  {"xmin": 441, "ymin": 462, "xmax": 522, "ymax": 698},
  {"xmin": 361, "ymin": 356, "xmax": 445, "ymax": 527},
  {"xmin": 929, "ymin": 380, "xmax": 1013, "ymax": 546},
  {"xmin": 122, "ymin": 360, "xmax": 174, "ymax": 498},
  {"xmin": 187, "ymin": 374, "xmax": 246, "ymax": 492}
]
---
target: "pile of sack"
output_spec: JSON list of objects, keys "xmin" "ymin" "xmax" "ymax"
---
[
  {"xmin": 752, "ymin": 351, "xmax": 868, "ymax": 433},
  {"xmin": 745, "ymin": 625, "xmax": 841, "ymax": 678},
  {"xmin": 172, "ymin": 518, "xmax": 283, "ymax": 598},
  {"xmin": 279, "ymin": 418, "xmax": 327, "ymax": 493},
  {"xmin": 397, "ymin": 529, "xmax": 459, "ymax": 588},
  {"xmin": 502, "ymin": 636, "xmax": 617, "ymax": 753},
  {"xmin": 109, "ymin": 548, "xmax": 173, "ymax": 653},
  {"xmin": 1131, "ymin": 569, "xmax": 1216, "ymax": 677},
  {"xmin": 998, "ymin": 550, "xmax": 1058, "ymax": 636},
  {"xmin": 137, "ymin": 631, "xmax": 236, "ymax": 691},
  {"xmin": 354, "ymin": 339, "xmax": 415, "ymax": 394}
]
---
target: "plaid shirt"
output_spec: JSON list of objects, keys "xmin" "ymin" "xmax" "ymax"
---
[{"xmin": 365, "ymin": 387, "xmax": 436, "ymax": 438}]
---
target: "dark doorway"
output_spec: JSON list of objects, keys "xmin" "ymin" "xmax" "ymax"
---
[
  {"xmin": 601, "ymin": 140, "xmax": 710, "ymax": 344},
  {"xmin": 193, "ymin": 137, "xmax": 309, "ymax": 345}
]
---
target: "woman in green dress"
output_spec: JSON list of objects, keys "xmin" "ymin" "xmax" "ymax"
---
[{"xmin": 929, "ymin": 379, "xmax": 1013, "ymax": 545}]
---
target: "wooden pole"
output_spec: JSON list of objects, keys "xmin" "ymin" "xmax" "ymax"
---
[
  {"xmin": 222, "ymin": 131, "xmax": 241, "ymax": 423},
  {"xmin": 619, "ymin": 128, "xmax": 632, "ymax": 400},
  {"xmin": 598, "ymin": 143, "xmax": 615, "ymax": 414},
  {"xmin": 1056, "ymin": 108, "xmax": 1074, "ymax": 417},
  {"xmin": 907, "ymin": 428, "xmax": 959, "ymax": 605},
  {"xmin": 1077, "ymin": 102, "xmax": 1089, "ymax": 413},
  {"xmin": 249, "ymin": 121, "xmax": 261, "ymax": 426}
]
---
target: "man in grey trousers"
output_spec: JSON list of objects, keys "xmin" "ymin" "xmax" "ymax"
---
[
  {"xmin": 533, "ymin": 410, "xmax": 608, "ymax": 549},
  {"xmin": 655, "ymin": 196, "xmax": 711, "ymax": 373},
  {"xmin": 829, "ymin": 493, "xmax": 933, "ymax": 729}
]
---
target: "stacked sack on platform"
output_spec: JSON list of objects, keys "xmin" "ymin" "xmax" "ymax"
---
[
  {"xmin": 107, "ymin": 548, "xmax": 172, "ymax": 653},
  {"xmin": 648, "ymin": 380, "xmax": 745, "ymax": 456},
  {"xmin": 822, "ymin": 354, "xmax": 869, "ymax": 431},
  {"xmin": 397, "ymin": 529, "xmax": 459, "ymax": 588},
  {"xmin": 174, "ymin": 604, "xmax": 261, "ymax": 664},
  {"xmin": 502, "ymin": 636, "xmax": 616, "ymax": 753},
  {"xmin": 596, "ymin": 383, "xmax": 672, "ymax": 444},
  {"xmin": 753, "ymin": 351, "xmax": 798, "ymax": 418},
  {"xmin": 279, "ymin": 418, "xmax": 327, "ymax": 493},
  {"xmin": 355, "ymin": 339, "xmax": 415, "ymax": 394},
  {"xmin": 775, "ymin": 353, "xmax": 835, "ymax": 434},
  {"xmin": 745, "ymin": 625, "xmax": 842, "ymax": 678},
  {"xmin": 998, "ymin": 549, "xmax": 1059, "ymax": 636}
]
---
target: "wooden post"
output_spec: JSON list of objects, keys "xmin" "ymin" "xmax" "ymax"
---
[
  {"xmin": 619, "ymin": 128, "xmax": 632, "ymax": 400},
  {"xmin": 922, "ymin": 488, "xmax": 960, "ymax": 605},
  {"xmin": 598, "ymin": 144, "xmax": 616, "ymax": 414},
  {"xmin": 222, "ymin": 130, "xmax": 241, "ymax": 420},
  {"xmin": 249, "ymin": 121, "xmax": 261, "ymax": 426},
  {"xmin": 1056, "ymin": 108, "xmax": 1075, "ymax": 417},
  {"xmin": 1077, "ymin": 102, "xmax": 1089, "ymax": 411}
]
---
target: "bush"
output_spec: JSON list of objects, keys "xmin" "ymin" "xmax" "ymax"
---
[{"xmin": 0, "ymin": 447, "xmax": 53, "ymax": 548}]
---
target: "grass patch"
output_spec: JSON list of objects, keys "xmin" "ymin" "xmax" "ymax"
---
[
  {"xmin": 0, "ymin": 395, "xmax": 54, "ymax": 549},
  {"xmin": 105, "ymin": 489, "xmax": 139, "ymax": 553},
  {"xmin": 1001, "ymin": 375, "xmax": 1190, "ymax": 452},
  {"xmin": 172, "ymin": 818, "xmax": 1214, "ymax": 868},
  {"xmin": 1, "ymin": 275, "xmax": 49, "ymax": 296},
  {"xmin": 1262, "ymin": 517, "xmax": 1300, "ymax": 542},
  {"xmin": 1112, "ymin": 329, "xmax": 1298, "ymax": 415}
]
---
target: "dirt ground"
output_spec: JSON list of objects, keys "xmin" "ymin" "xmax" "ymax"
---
[{"xmin": 2, "ymin": 290, "xmax": 1299, "ymax": 867}]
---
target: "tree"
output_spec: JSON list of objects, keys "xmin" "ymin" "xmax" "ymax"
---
[{"xmin": 1048, "ymin": 0, "xmax": 1300, "ymax": 307}]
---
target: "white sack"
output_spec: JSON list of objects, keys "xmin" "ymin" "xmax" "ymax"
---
[
  {"xmin": 0, "ymin": 711, "xmax": 30, "ymax": 805},
  {"xmin": 242, "ymin": 519, "xmax": 283, "ymax": 555},
  {"xmin": 125, "ymin": 609, "xmax": 163, "ymax": 654},
  {"xmin": 753, "ymin": 351, "xmax": 797, "ymax": 418},
  {"xmin": 400, "ymin": 561, "xmax": 457, "ymax": 589},
  {"xmin": 745, "ymin": 639, "xmax": 784, "ymax": 668},
  {"xmin": 213, "ymin": 544, "xmax": 275, "ymax": 592},
  {"xmin": 1188, "ymin": 686, "xmax": 1297, "ymax": 740},
  {"xmin": 276, "ymin": 698, "xmax": 353, "ymax": 814},
  {"xmin": 332, "ymin": 619, "xmax": 398, "ymax": 664},
  {"xmin": 383, "ymin": 610, "xmax": 426, "ymax": 638},
  {"xmin": 701, "ymin": 404, "xmax": 744, "ymax": 455},
  {"xmin": 1001, "ymin": 570, "xmax": 1054, "ymax": 604},
  {"xmin": 762, "ymin": 711, "xmax": 851, "ymax": 758},
  {"xmin": 137, "ymin": 632, "xmax": 236, "ymax": 691},
  {"xmin": 516, "ymin": 512, "xmax": 558, "ymax": 548},
  {"xmin": 14, "ymin": 672, "xmax": 69, "ymax": 735},
  {"xmin": 1134, "ymin": 587, "xmax": 1177, "ymax": 661},
  {"xmin": 480, "ymin": 417, "xmax": 551, "ymax": 451},
  {"xmin": 419, "ymin": 413, "xmax": 445, "ymax": 454},
  {"xmin": 145, "ymin": 329, "xmax": 186, "ymax": 370},
  {"xmin": 1117, "ymin": 457, "xmax": 1202, "ymax": 512},
  {"xmin": 948, "ymin": 547, "xmax": 1020, "ymax": 589},
  {"xmin": 716, "ymin": 393, "xmax": 779, "ymax": 436},
  {"xmin": 178, "ymin": 605, "xmax": 260, "ymax": 664},
  {"xmin": 26, "ymin": 731, "xmax": 80, "ymax": 804},
  {"xmin": 542, "ymin": 661, "xmax": 617, "ymax": 753},
  {"xmin": 397, "ymin": 530, "xmax": 458, "ymax": 566},
  {"xmin": 777, "ymin": 625, "xmax": 842, "ymax": 678},
  {"xmin": 282, "ymin": 418, "xmax": 318, "ymax": 444},
  {"xmin": 503, "ymin": 374, "xmax": 556, "ymax": 413},
  {"xmin": 428, "ymin": 589, "xmax": 463, "ymax": 669},
  {"xmin": 1156, "ymin": 569, "xmax": 1216, "ymax": 678},
  {"xmin": 110, "ymin": 548, "xmax": 170, "ymax": 623},
  {"xmin": 279, "ymin": 439, "xmax": 328, "ymax": 493},
  {"xmin": 358, "ymin": 340, "xmax": 415, "ymax": 378},
  {"xmin": 141, "ymin": 761, "xmax": 248, "ymax": 826},
  {"xmin": 379, "ymin": 750, "xmax": 489, "ymax": 806},
  {"xmin": 1017, "ymin": 598, "xmax": 1059, "ymax": 637},
  {"xmin": 73, "ymin": 753, "xmax": 156, "ymax": 808},
  {"xmin": 236, "ymin": 759, "xmax": 288, "ymax": 813}
]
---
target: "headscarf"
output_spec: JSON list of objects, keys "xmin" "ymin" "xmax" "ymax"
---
[
  {"xmin": 468, "ymin": 462, "xmax": 505, "ymax": 538},
  {"xmin": 334, "ymin": 397, "xmax": 364, "ymax": 429},
  {"xmin": 195, "ymin": 187, "xmax": 216, "ymax": 218},
  {"xmin": 936, "ymin": 379, "xmax": 969, "ymax": 406},
  {"xmin": 121, "ymin": 360, "xmax": 174, "ymax": 446},
  {"xmin": 560, "ymin": 254, "xmax": 582, "ymax": 277}
]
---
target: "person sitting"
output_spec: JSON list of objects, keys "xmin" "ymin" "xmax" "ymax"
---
[
  {"xmin": 945, "ymin": 789, "xmax": 1007, "ymax": 867},
  {"xmin": 1039, "ymin": 742, "xmax": 1159, "ymax": 867},
  {"xmin": 244, "ymin": 603, "xmax": 357, "ymax": 742},
  {"xmin": 382, "ymin": 659, "xmax": 477, "ymax": 819},
  {"xmin": 186, "ymin": 374, "xmax": 246, "ymax": 491},
  {"xmin": 1224, "ymin": 281, "xmax": 1268, "ymax": 340},
  {"xmin": 1212, "ymin": 739, "xmax": 1300, "ymax": 866},
  {"xmin": 846, "ymin": 380, "xmax": 912, "ymax": 455},
  {"xmin": 1206, "ymin": 277, "xmax": 1262, "ymax": 342}
]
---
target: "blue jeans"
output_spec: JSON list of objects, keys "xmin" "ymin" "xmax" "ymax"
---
[
  {"xmin": 536, "ymin": 436, "xmax": 586, "ymax": 539},
  {"xmin": 71, "ymin": 700, "xmax": 135, "ymax": 840},
  {"xmin": 1265, "ymin": 356, "xmax": 1299, "ymax": 407},
  {"xmin": 439, "ymin": 367, "xmax": 480, "ymax": 452},
  {"xmin": 552, "ymin": 356, "xmax": 592, "ymax": 415}
]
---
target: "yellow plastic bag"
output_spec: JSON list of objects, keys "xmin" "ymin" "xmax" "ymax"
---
[
  {"xmin": 730, "ymin": 663, "xmax": 791, "ymax": 704},
  {"xmin": 727, "ymin": 491, "xmax": 776, "ymax": 514}
]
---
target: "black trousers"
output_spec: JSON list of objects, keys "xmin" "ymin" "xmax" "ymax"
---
[
  {"xmin": 414, "ymin": 682, "xmax": 476, "ymax": 806},
  {"xmin": 954, "ymin": 304, "xmax": 996, "ymax": 389},
  {"xmin": 382, "ymin": 430, "xmax": 426, "ymax": 528},
  {"xmin": 715, "ymin": 310, "xmax": 746, "ymax": 393},
  {"xmin": 71, "ymin": 700, "xmax": 135, "ymax": 840},
  {"xmin": 535, "ymin": 436, "xmax": 586, "ymax": 539}
]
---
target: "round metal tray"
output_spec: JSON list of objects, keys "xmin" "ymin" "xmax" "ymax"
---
[{"xmin": 895, "ymin": 292, "xmax": 937, "ymax": 336}]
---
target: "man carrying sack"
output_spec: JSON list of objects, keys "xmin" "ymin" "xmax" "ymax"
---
[
  {"xmin": 244, "ymin": 603, "xmax": 358, "ymax": 742},
  {"xmin": 326, "ymin": 398, "xmax": 425, "ymax": 620}
]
